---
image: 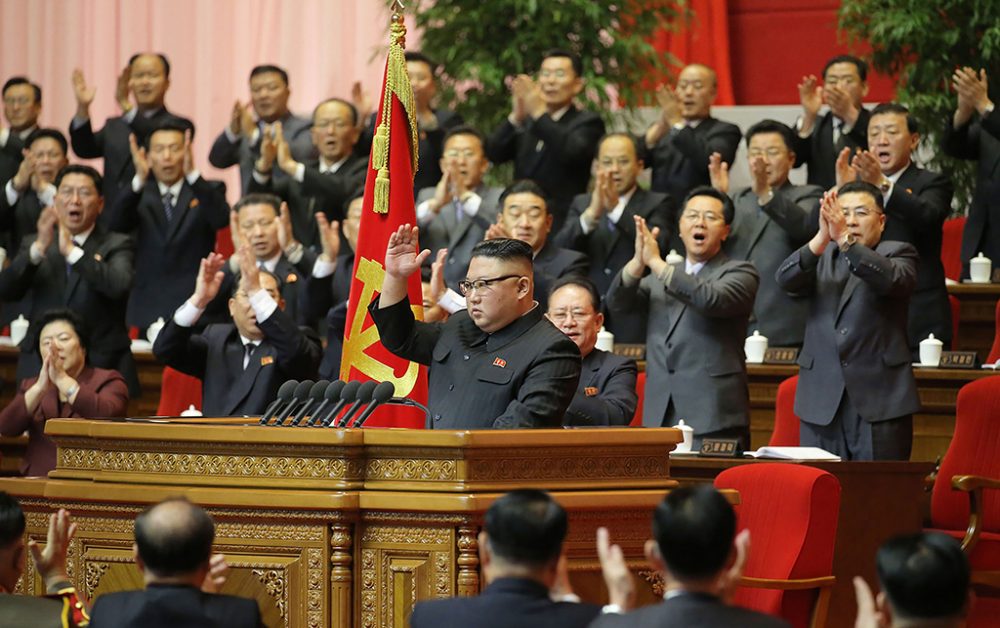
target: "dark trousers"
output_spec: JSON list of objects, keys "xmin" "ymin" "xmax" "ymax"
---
[
  {"xmin": 800, "ymin": 390, "xmax": 912, "ymax": 461},
  {"xmin": 663, "ymin": 399, "xmax": 751, "ymax": 453}
]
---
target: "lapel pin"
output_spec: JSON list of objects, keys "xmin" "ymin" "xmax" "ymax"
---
[
  {"xmin": 93, "ymin": 253, "xmax": 102, "ymax": 262},
  {"xmin": 584, "ymin": 386, "xmax": 598, "ymax": 397},
  {"xmin": 189, "ymin": 198, "xmax": 199, "ymax": 208},
  {"xmin": 260, "ymin": 355, "xmax": 274, "ymax": 366},
  {"xmin": 492, "ymin": 357, "xmax": 507, "ymax": 368},
  {"xmin": 286, "ymin": 273, "xmax": 298, "ymax": 284}
]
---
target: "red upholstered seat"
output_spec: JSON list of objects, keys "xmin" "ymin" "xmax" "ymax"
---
[
  {"xmin": 987, "ymin": 300, "xmax": 1000, "ymax": 365},
  {"xmin": 715, "ymin": 464, "xmax": 840, "ymax": 628},
  {"xmin": 941, "ymin": 216, "xmax": 966, "ymax": 281},
  {"xmin": 630, "ymin": 371, "xmax": 645, "ymax": 426},
  {"xmin": 769, "ymin": 375, "xmax": 800, "ymax": 446},
  {"xmin": 155, "ymin": 366, "xmax": 203, "ymax": 416}
]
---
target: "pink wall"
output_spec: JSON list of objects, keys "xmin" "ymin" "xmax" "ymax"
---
[{"xmin": 0, "ymin": 0, "xmax": 419, "ymax": 200}]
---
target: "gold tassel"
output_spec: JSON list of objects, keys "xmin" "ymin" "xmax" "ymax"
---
[
  {"xmin": 373, "ymin": 168, "xmax": 390, "ymax": 214},
  {"xmin": 371, "ymin": 122, "xmax": 389, "ymax": 171}
]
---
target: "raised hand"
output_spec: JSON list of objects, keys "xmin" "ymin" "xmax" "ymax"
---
[
  {"xmin": 274, "ymin": 122, "xmax": 297, "ymax": 175},
  {"xmin": 429, "ymin": 248, "xmax": 448, "ymax": 304},
  {"xmin": 115, "ymin": 65, "xmax": 132, "ymax": 112},
  {"xmin": 852, "ymin": 576, "xmax": 886, "ymax": 628},
  {"xmin": 256, "ymin": 124, "xmax": 278, "ymax": 173},
  {"xmin": 34, "ymin": 206, "xmax": 57, "ymax": 253},
  {"xmin": 820, "ymin": 189, "xmax": 848, "ymax": 244},
  {"xmin": 708, "ymin": 151, "xmax": 730, "ymax": 194},
  {"xmin": 276, "ymin": 202, "xmax": 296, "ymax": 252},
  {"xmin": 57, "ymin": 221, "xmax": 75, "ymax": 258},
  {"xmin": 351, "ymin": 81, "xmax": 373, "ymax": 127},
  {"xmin": 384, "ymin": 224, "xmax": 430, "ymax": 280},
  {"xmin": 748, "ymin": 155, "xmax": 770, "ymax": 198},
  {"xmin": 824, "ymin": 85, "xmax": 858, "ymax": 125},
  {"xmin": 192, "ymin": 252, "xmax": 227, "ymax": 308},
  {"xmin": 229, "ymin": 209, "xmax": 242, "ymax": 251},
  {"xmin": 637, "ymin": 217, "xmax": 663, "ymax": 268},
  {"xmin": 850, "ymin": 150, "xmax": 882, "ymax": 186},
  {"xmin": 512, "ymin": 74, "xmax": 543, "ymax": 120},
  {"xmin": 71, "ymin": 68, "xmax": 96, "ymax": 114},
  {"xmin": 238, "ymin": 243, "xmax": 262, "ymax": 296},
  {"xmin": 484, "ymin": 221, "xmax": 512, "ymax": 241},
  {"xmin": 129, "ymin": 133, "xmax": 150, "ymax": 181},
  {"xmin": 625, "ymin": 214, "xmax": 648, "ymax": 278},
  {"xmin": 509, "ymin": 75, "xmax": 529, "ymax": 124},
  {"xmin": 596, "ymin": 527, "xmax": 635, "ymax": 610},
  {"xmin": 201, "ymin": 554, "xmax": 229, "ymax": 594},
  {"xmin": 11, "ymin": 150, "xmax": 35, "ymax": 192},
  {"xmin": 953, "ymin": 67, "xmax": 992, "ymax": 115},
  {"xmin": 28, "ymin": 509, "xmax": 76, "ymax": 589},
  {"xmin": 182, "ymin": 128, "xmax": 195, "ymax": 176},
  {"xmin": 797, "ymin": 74, "xmax": 823, "ymax": 118},
  {"xmin": 316, "ymin": 212, "xmax": 341, "ymax": 262},
  {"xmin": 657, "ymin": 84, "xmax": 683, "ymax": 127},
  {"xmin": 834, "ymin": 147, "xmax": 855, "ymax": 187},
  {"xmin": 429, "ymin": 168, "xmax": 454, "ymax": 214}
]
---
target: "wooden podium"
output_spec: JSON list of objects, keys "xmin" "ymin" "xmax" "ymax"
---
[{"xmin": 0, "ymin": 419, "xmax": 681, "ymax": 628}]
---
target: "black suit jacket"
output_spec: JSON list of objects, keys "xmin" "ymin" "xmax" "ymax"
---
[
  {"xmin": 105, "ymin": 176, "xmax": 229, "ymax": 328},
  {"xmin": 357, "ymin": 108, "xmax": 464, "ymax": 194},
  {"xmin": 793, "ymin": 109, "xmax": 871, "ymax": 189},
  {"xmin": 247, "ymin": 156, "xmax": 367, "ymax": 249},
  {"xmin": 882, "ymin": 164, "xmax": 953, "ymax": 347},
  {"xmin": 203, "ymin": 250, "xmax": 318, "ymax": 327},
  {"xmin": 776, "ymin": 240, "xmax": 920, "ymax": 425},
  {"xmin": 0, "ymin": 129, "xmax": 27, "ymax": 188},
  {"xmin": 305, "ymin": 251, "xmax": 355, "ymax": 379},
  {"xmin": 410, "ymin": 577, "xmax": 600, "ymax": 628},
  {"xmin": 0, "ymin": 185, "xmax": 45, "ymax": 256},
  {"xmin": 647, "ymin": 116, "xmax": 742, "ymax": 208},
  {"xmin": 153, "ymin": 306, "xmax": 322, "ymax": 416},
  {"xmin": 208, "ymin": 111, "xmax": 316, "ymax": 193},
  {"xmin": 69, "ymin": 108, "xmax": 195, "ymax": 199},
  {"xmin": 942, "ymin": 107, "xmax": 1000, "ymax": 267},
  {"xmin": 370, "ymin": 297, "xmax": 581, "ymax": 429},
  {"xmin": 533, "ymin": 242, "xmax": 589, "ymax": 311},
  {"xmin": 487, "ymin": 106, "xmax": 605, "ymax": 229},
  {"xmin": 89, "ymin": 584, "xmax": 263, "ymax": 628},
  {"xmin": 564, "ymin": 349, "xmax": 638, "ymax": 426},
  {"xmin": 0, "ymin": 226, "xmax": 139, "ymax": 394},
  {"xmin": 591, "ymin": 592, "xmax": 790, "ymax": 628}
]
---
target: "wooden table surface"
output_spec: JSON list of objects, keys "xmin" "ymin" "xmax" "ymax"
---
[{"xmin": 947, "ymin": 282, "xmax": 1000, "ymax": 361}]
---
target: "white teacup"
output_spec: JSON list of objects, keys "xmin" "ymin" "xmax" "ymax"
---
[
  {"xmin": 674, "ymin": 419, "xmax": 694, "ymax": 453},
  {"xmin": 744, "ymin": 331, "xmax": 768, "ymax": 364},
  {"xmin": 970, "ymin": 252, "xmax": 992, "ymax": 283},
  {"xmin": 919, "ymin": 333, "xmax": 943, "ymax": 367}
]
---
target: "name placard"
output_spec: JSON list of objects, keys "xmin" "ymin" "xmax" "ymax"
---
[
  {"xmin": 763, "ymin": 347, "xmax": 799, "ymax": 364},
  {"xmin": 938, "ymin": 351, "xmax": 979, "ymax": 369},
  {"xmin": 699, "ymin": 438, "xmax": 741, "ymax": 458},
  {"xmin": 613, "ymin": 343, "xmax": 646, "ymax": 360}
]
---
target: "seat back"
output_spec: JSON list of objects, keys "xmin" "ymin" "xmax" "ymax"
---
[
  {"xmin": 630, "ymin": 371, "xmax": 646, "ymax": 426},
  {"xmin": 941, "ymin": 216, "xmax": 966, "ymax": 281},
  {"xmin": 931, "ymin": 377, "xmax": 1000, "ymax": 533},
  {"xmin": 156, "ymin": 366, "xmax": 203, "ymax": 416},
  {"xmin": 987, "ymin": 300, "xmax": 1000, "ymax": 365},
  {"xmin": 769, "ymin": 376, "xmax": 800, "ymax": 446},
  {"xmin": 715, "ymin": 464, "xmax": 841, "ymax": 628}
]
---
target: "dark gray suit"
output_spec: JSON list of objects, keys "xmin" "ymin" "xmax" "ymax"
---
[
  {"xmin": 0, "ymin": 128, "xmax": 28, "ymax": 189},
  {"xmin": 793, "ymin": 109, "xmax": 871, "ymax": 189},
  {"xmin": 533, "ymin": 242, "xmax": 589, "ymax": 311},
  {"xmin": 416, "ymin": 185, "xmax": 502, "ymax": 290},
  {"xmin": 647, "ymin": 117, "xmax": 742, "ymax": 214},
  {"xmin": 208, "ymin": 112, "xmax": 315, "ymax": 193},
  {"xmin": 724, "ymin": 183, "xmax": 822, "ymax": 346},
  {"xmin": 564, "ymin": 349, "xmax": 638, "ymax": 426},
  {"xmin": 776, "ymin": 240, "xmax": 920, "ymax": 459},
  {"xmin": 591, "ymin": 592, "xmax": 790, "ymax": 628},
  {"xmin": 606, "ymin": 253, "xmax": 758, "ymax": 445}
]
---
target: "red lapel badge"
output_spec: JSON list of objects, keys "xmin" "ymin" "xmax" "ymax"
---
[
  {"xmin": 584, "ymin": 387, "xmax": 599, "ymax": 397},
  {"xmin": 260, "ymin": 356, "xmax": 274, "ymax": 366},
  {"xmin": 492, "ymin": 357, "xmax": 507, "ymax": 368},
  {"xmin": 286, "ymin": 273, "xmax": 298, "ymax": 284},
  {"xmin": 189, "ymin": 198, "xmax": 200, "ymax": 208}
]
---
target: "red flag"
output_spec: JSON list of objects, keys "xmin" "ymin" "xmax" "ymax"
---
[{"xmin": 339, "ymin": 15, "xmax": 428, "ymax": 428}]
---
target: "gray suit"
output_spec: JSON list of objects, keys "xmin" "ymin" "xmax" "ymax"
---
[
  {"xmin": 606, "ymin": 253, "xmax": 758, "ymax": 442},
  {"xmin": 208, "ymin": 112, "xmax": 315, "ymax": 193},
  {"xmin": 724, "ymin": 183, "xmax": 822, "ymax": 346},
  {"xmin": 416, "ymin": 185, "xmax": 502, "ymax": 290}
]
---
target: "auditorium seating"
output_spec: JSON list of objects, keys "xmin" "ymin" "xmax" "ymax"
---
[
  {"xmin": 987, "ymin": 300, "xmax": 1000, "ymax": 365},
  {"xmin": 715, "ymin": 464, "xmax": 840, "ymax": 628},
  {"xmin": 768, "ymin": 375, "xmax": 800, "ymax": 447},
  {"xmin": 155, "ymin": 366, "xmax": 203, "ymax": 416},
  {"xmin": 630, "ymin": 371, "xmax": 645, "ymax": 426},
  {"xmin": 941, "ymin": 216, "xmax": 966, "ymax": 281}
]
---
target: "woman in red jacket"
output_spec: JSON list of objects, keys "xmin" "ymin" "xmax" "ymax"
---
[{"xmin": 0, "ymin": 309, "xmax": 128, "ymax": 476}]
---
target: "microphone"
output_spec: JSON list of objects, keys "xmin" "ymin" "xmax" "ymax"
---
[
  {"xmin": 334, "ymin": 381, "xmax": 377, "ymax": 428},
  {"xmin": 316, "ymin": 380, "xmax": 361, "ymax": 427},
  {"xmin": 259, "ymin": 380, "xmax": 298, "ymax": 425},
  {"xmin": 351, "ymin": 381, "xmax": 396, "ymax": 428},
  {"xmin": 286, "ymin": 380, "xmax": 330, "ymax": 426},
  {"xmin": 272, "ymin": 380, "xmax": 313, "ymax": 426},
  {"xmin": 301, "ymin": 380, "xmax": 344, "ymax": 427}
]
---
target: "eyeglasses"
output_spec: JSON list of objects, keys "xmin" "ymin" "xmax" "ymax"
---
[
  {"xmin": 444, "ymin": 148, "xmax": 478, "ymax": 159},
  {"xmin": 681, "ymin": 210, "xmax": 724, "ymax": 223},
  {"xmin": 57, "ymin": 187, "xmax": 97, "ymax": 200},
  {"xmin": 458, "ymin": 274, "xmax": 523, "ymax": 296},
  {"xmin": 747, "ymin": 148, "xmax": 786, "ymax": 158},
  {"xmin": 548, "ymin": 308, "xmax": 595, "ymax": 322},
  {"xmin": 840, "ymin": 208, "xmax": 882, "ymax": 219},
  {"xmin": 240, "ymin": 218, "xmax": 277, "ymax": 231}
]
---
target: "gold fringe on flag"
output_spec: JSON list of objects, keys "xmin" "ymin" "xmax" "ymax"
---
[{"xmin": 370, "ymin": 11, "xmax": 419, "ymax": 214}]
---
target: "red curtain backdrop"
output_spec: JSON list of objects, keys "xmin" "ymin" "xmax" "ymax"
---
[{"xmin": 650, "ymin": 0, "xmax": 736, "ymax": 105}]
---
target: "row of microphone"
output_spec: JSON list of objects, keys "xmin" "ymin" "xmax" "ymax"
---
[{"xmin": 258, "ymin": 379, "xmax": 397, "ymax": 428}]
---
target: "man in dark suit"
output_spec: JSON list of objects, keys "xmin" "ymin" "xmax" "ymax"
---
[
  {"xmin": 356, "ymin": 51, "xmax": 464, "ymax": 195},
  {"xmin": 1, "ymin": 77, "xmax": 42, "ymax": 186},
  {"xmin": 776, "ymin": 182, "xmax": 920, "ymax": 460},
  {"xmin": 593, "ymin": 485, "xmax": 789, "ymax": 628},
  {"xmin": 835, "ymin": 103, "xmax": 953, "ymax": 351},
  {"xmin": 0, "ymin": 165, "xmax": 138, "ymax": 396},
  {"xmin": 416, "ymin": 125, "xmax": 502, "ymax": 290},
  {"xmin": 105, "ymin": 120, "xmax": 229, "ymax": 330},
  {"xmin": 546, "ymin": 277, "xmax": 637, "ymax": 426},
  {"xmin": 794, "ymin": 55, "xmax": 871, "ymax": 189},
  {"xmin": 714, "ymin": 120, "xmax": 822, "ymax": 347},
  {"xmin": 249, "ymin": 98, "xmax": 367, "ymax": 249},
  {"xmin": 645, "ymin": 64, "xmax": 741, "ymax": 210},
  {"xmin": 0, "ymin": 495, "xmax": 89, "ymax": 627},
  {"xmin": 556, "ymin": 133, "xmax": 674, "ymax": 341},
  {"xmin": 607, "ymin": 187, "xmax": 758, "ymax": 450},
  {"xmin": 89, "ymin": 498, "xmax": 263, "ymax": 628},
  {"xmin": 486, "ymin": 49, "xmax": 605, "ymax": 230},
  {"xmin": 371, "ymin": 235, "xmax": 581, "ymax": 429},
  {"xmin": 943, "ymin": 66, "xmax": 999, "ymax": 271},
  {"xmin": 411, "ymin": 489, "xmax": 601, "ymax": 628},
  {"xmin": 209, "ymin": 64, "xmax": 315, "ymax": 193},
  {"xmin": 70, "ymin": 53, "xmax": 194, "ymax": 199},
  {"xmin": 153, "ymin": 247, "xmax": 321, "ymax": 416}
]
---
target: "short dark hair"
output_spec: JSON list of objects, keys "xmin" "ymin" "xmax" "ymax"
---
[
  {"xmin": 870, "ymin": 102, "xmax": 919, "ymax": 134},
  {"xmin": 25, "ymin": 128, "xmax": 68, "ymax": 156},
  {"xmin": 837, "ymin": 180, "xmax": 884, "ymax": 211},
  {"xmin": 249, "ymin": 64, "xmax": 289, "ymax": 86},
  {"xmin": 877, "ymin": 533, "xmax": 969, "ymax": 620},
  {"xmin": 549, "ymin": 276, "xmax": 601, "ymax": 310},
  {"xmin": 134, "ymin": 498, "xmax": 215, "ymax": 577},
  {"xmin": 404, "ymin": 51, "xmax": 438, "ymax": 75},
  {"xmin": 597, "ymin": 132, "xmax": 642, "ymax": 159},
  {"xmin": 822, "ymin": 54, "xmax": 867, "ymax": 82},
  {"xmin": 234, "ymin": 192, "xmax": 282, "ymax": 216},
  {"xmin": 128, "ymin": 52, "xmax": 171, "ymax": 78},
  {"xmin": 653, "ymin": 485, "xmax": 735, "ymax": 581},
  {"xmin": 343, "ymin": 190, "xmax": 366, "ymax": 217},
  {"xmin": 484, "ymin": 489, "xmax": 567, "ymax": 567},
  {"xmin": 0, "ymin": 492, "xmax": 25, "ymax": 548},
  {"xmin": 499, "ymin": 179, "xmax": 549, "ymax": 212},
  {"xmin": 34, "ymin": 308, "xmax": 91, "ymax": 357},
  {"xmin": 2, "ymin": 76, "xmax": 41, "ymax": 104},
  {"xmin": 145, "ymin": 118, "xmax": 192, "ymax": 149},
  {"xmin": 443, "ymin": 125, "xmax": 487, "ymax": 151},
  {"xmin": 470, "ymin": 238, "xmax": 534, "ymax": 265},
  {"xmin": 541, "ymin": 49, "xmax": 583, "ymax": 78},
  {"xmin": 230, "ymin": 268, "xmax": 281, "ymax": 298},
  {"xmin": 312, "ymin": 97, "xmax": 359, "ymax": 127},
  {"xmin": 744, "ymin": 119, "xmax": 796, "ymax": 152},
  {"xmin": 55, "ymin": 165, "xmax": 103, "ymax": 195},
  {"xmin": 683, "ymin": 185, "xmax": 735, "ymax": 224}
]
